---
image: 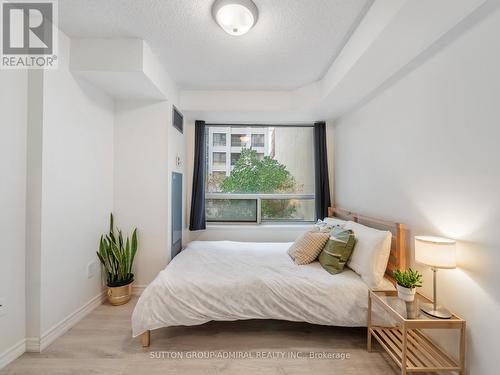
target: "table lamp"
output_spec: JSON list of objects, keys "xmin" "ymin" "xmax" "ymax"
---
[{"xmin": 415, "ymin": 236, "xmax": 456, "ymax": 319}]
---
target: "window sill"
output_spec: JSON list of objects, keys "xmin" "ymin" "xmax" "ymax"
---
[{"xmin": 206, "ymin": 223, "xmax": 313, "ymax": 230}]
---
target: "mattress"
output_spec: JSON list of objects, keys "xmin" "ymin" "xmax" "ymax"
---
[{"xmin": 131, "ymin": 240, "xmax": 394, "ymax": 337}]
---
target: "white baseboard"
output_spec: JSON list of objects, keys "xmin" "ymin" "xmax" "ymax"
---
[
  {"xmin": 26, "ymin": 290, "xmax": 106, "ymax": 353},
  {"xmin": 132, "ymin": 284, "xmax": 147, "ymax": 295},
  {"xmin": 0, "ymin": 339, "xmax": 26, "ymax": 370},
  {"xmin": 24, "ymin": 337, "xmax": 40, "ymax": 353}
]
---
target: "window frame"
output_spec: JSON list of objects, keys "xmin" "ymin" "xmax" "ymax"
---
[
  {"xmin": 205, "ymin": 193, "xmax": 315, "ymax": 224},
  {"xmin": 205, "ymin": 123, "xmax": 316, "ymax": 225}
]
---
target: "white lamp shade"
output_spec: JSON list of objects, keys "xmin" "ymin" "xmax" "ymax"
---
[{"xmin": 415, "ymin": 236, "xmax": 456, "ymax": 269}]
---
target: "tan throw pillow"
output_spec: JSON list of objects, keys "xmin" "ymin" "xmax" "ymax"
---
[{"xmin": 288, "ymin": 232, "xmax": 330, "ymax": 265}]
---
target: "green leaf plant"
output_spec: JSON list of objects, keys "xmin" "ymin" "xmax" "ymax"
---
[
  {"xmin": 393, "ymin": 268, "xmax": 423, "ymax": 289},
  {"xmin": 96, "ymin": 213, "xmax": 138, "ymax": 287},
  {"xmin": 217, "ymin": 148, "xmax": 301, "ymax": 219}
]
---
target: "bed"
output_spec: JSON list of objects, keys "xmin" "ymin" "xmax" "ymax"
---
[{"xmin": 132, "ymin": 207, "xmax": 407, "ymax": 347}]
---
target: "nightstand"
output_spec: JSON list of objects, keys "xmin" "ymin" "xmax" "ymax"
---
[{"xmin": 368, "ymin": 290, "xmax": 466, "ymax": 375}]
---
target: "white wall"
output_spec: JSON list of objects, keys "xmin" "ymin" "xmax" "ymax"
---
[
  {"xmin": 37, "ymin": 32, "xmax": 115, "ymax": 335},
  {"xmin": 0, "ymin": 70, "xmax": 27, "ymax": 364},
  {"xmin": 333, "ymin": 7, "xmax": 500, "ymax": 374},
  {"xmin": 113, "ymin": 98, "xmax": 185, "ymax": 288},
  {"xmin": 112, "ymin": 40, "xmax": 183, "ymax": 287},
  {"xmin": 187, "ymin": 224, "xmax": 313, "ymax": 243},
  {"xmin": 2, "ymin": 30, "xmax": 175, "ymax": 364},
  {"xmin": 114, "ymin": 100, "xmax": 171, "ymax": 286},
  {"xmin": 25, "ymin": 70, "xmax": 43, "ymax": 345},
  {"xmin": 166, "ymin": 114, "xmax": 187, "ymax": 251}
]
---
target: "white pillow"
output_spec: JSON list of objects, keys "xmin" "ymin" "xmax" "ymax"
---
[
  {"xmin": 323, "ymin": 217, "xmax": 347, "ymax": 227},
  {"xmin": 344, "ymin": 221, "xmax": 392, "ymax": 288},
  {"xmin": 310, "ymin": 219, "xmax": 334, "ymax": 233}
]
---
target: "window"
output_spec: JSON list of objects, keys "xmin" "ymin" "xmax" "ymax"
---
[
  {"xmin": 205, "ymin": 125, "xmax": 315, "ymax": 223},
  {"xmin": 231, "ymin": 134, "xmax": 246, "ymax": 147},
  {"xmin": 252, "ymin": 134, "xmax": 265, "ymax": 147},
  {"xmin": 213, "ymin": 133, "xmax": 226, "ymax": 147},
  {"xmin": 212, "ymin": 152, "xmax": 226, "ymax": 169},
  {"xmin": 206, "ymin": 199, "xmax": 256, "ymax": 222},
  {"xmin": 230, "ymin": 152, "xmax": 241, "ymax": 166}
]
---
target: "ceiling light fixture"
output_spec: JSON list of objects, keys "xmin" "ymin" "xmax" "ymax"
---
[{"xmin": 212, "ymin": 0, "xmax": 258, "ymax": 36}]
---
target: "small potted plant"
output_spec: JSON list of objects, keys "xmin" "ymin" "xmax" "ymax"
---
[
  {"xmin": 96, "ymin": 214, "xmax": 138, "ymax": 306},
  {"xmin": 393, "ymin": 268, "xmax": 423, "ymax": 302}
]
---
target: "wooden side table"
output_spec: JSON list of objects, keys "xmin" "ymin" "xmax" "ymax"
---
[{"xmin": 368, "ymin": 290, "xmax": 466, "ymax": 375}]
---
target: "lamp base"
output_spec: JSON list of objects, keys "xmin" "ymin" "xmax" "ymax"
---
[{"xmin": 420, "ymin": 303, "xmax": 452, "ymax": 319}]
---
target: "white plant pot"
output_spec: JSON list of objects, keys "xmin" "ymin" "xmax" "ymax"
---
[{"xmin": 396, "ymin": 284, "xmax": 416, "ymax": 302}]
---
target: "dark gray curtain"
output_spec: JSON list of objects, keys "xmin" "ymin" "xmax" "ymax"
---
[
  {"xmin": 313, "ymin": 121, "xmax": 331, "ymax": 220},
  {"xmin": 189, "ymin": 120, "xmax": 206, "ymax": 231}
]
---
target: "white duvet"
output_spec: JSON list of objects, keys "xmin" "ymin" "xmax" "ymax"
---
[{"xmin": 132, "ymin": 241, "xmax": 393, "ymax": 337}]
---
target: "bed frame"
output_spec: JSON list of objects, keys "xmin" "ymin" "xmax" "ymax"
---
[
  {"xmin": 327, "ymin": 207, "xmax": 407, "ymax": 285},
  {"xmin": 140, "ymin": 207, "xmax": 408, "ymax": 347}
]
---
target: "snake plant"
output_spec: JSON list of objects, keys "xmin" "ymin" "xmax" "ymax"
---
[{"xmin": 96, "ymin": 214, "xmax": 138, "ymax": 287}]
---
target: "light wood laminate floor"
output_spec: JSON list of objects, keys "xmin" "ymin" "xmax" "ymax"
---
[{"xmin": 1, "ymin": 296, "xmax": 402, "ymax": 375}]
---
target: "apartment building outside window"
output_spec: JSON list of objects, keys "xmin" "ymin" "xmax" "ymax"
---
[
  {"xmin": 231, "ymin": 134, "xmax": 247, "ymax": 147},
  {"xmin": 252, "ymin": 134, "xmax": 265, "ymax": 147},
  {"xmin": 213, "ymin": 133, "xmax": 226, "ymax": 147},
  {"xmin": 231, "ymin": 153, "xmax": 241, "ymax": 166},
  {"xmin": 212, "ymin": 152, "xmax": 226, "ymax": 169}
]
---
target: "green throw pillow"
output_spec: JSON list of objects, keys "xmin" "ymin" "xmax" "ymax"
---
[{"xmin": 318, "ymin": 226, "xmax": 356, "ymax": 275}]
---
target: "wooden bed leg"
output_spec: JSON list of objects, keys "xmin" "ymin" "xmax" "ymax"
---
[{"xmin": 142, "ymin": 330, "xmax": 150, "ymax": 347}]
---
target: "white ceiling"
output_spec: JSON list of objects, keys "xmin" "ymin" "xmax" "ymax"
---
[{"xmin": 59, "ymin": 0, "xmax": 372, "ymax": 90}]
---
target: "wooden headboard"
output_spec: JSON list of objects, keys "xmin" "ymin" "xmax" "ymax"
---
[{"xmin": 327, "ymin": 207, "xmax": 407, "ymax": 284}]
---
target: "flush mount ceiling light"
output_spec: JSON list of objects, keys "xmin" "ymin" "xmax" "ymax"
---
[{"xmin": 212, "ymin": 0, "xmax": 259, "ymax": 36}]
